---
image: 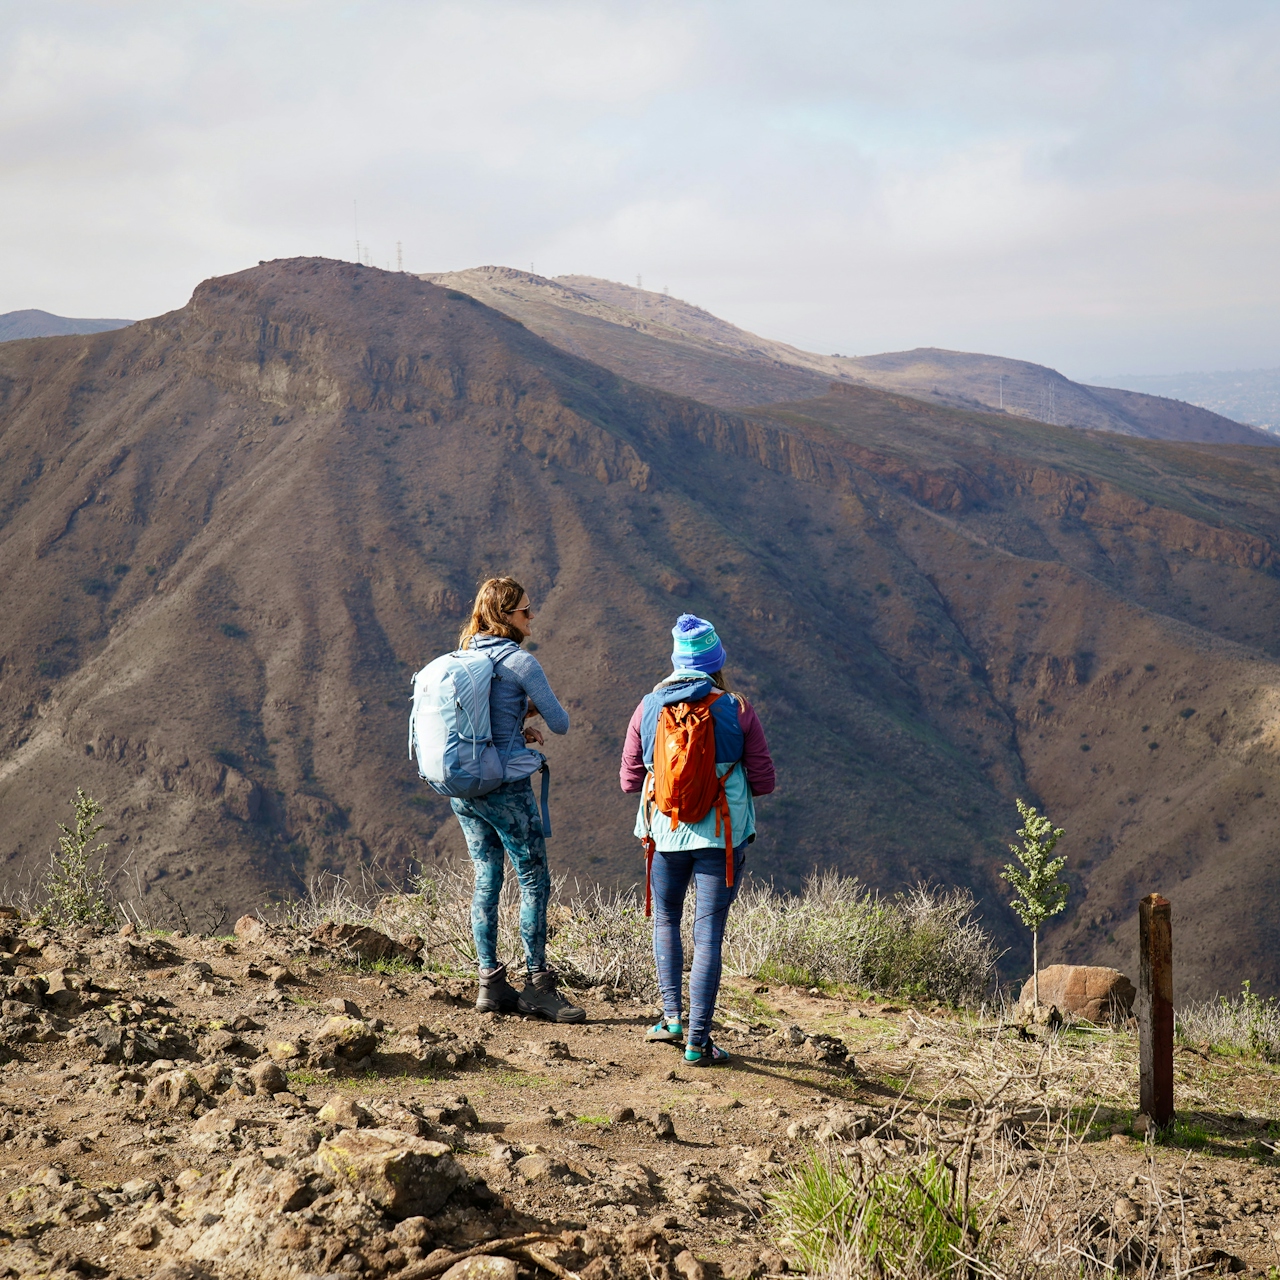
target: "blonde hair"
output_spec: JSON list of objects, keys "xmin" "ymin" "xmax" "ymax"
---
[
  {"xmin": 709, "ymin": 668, "xmax": 742, "ymax": 705},
  {"xmin": 457, "ymin": 576, "xmax": 528, "ymax": 648}
]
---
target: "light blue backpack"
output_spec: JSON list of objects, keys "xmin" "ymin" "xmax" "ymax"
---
[{"xmin": 409, "ymin": 646, "xmax": 522, "ymax": 799}]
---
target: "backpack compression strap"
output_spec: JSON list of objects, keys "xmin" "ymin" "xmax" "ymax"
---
[{"xmin": 538, "ymin": 762, "xmax": 552, "ymax": 839}]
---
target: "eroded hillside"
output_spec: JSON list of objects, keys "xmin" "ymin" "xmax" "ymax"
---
[{"xmin": 2, "ymin": 259, "xmax": 1280, "ymax": 995}]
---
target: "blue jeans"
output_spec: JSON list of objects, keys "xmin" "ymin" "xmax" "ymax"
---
[
  {"xmin": 450, "ymin": 778, "xmax": 550, "ymax": 973},
  {"xmin": 651, "ymin": 842, "xmax": 747, "ymax": 1047}
]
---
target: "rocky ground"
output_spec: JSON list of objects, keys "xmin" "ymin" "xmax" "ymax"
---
[{"xmin": 0, "ymin": 914, "xmax": 1275, "ymax": 1279}]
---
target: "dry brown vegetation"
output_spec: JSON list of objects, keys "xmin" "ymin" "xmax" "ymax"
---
[{"xmin": 0, "ymin": 884, "xmax": 1274, "ymax": 1280}]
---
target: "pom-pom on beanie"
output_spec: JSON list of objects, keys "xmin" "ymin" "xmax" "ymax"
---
[{"xmin": 670, "ymin": 613, "xmax": 726, "ymax": 675}]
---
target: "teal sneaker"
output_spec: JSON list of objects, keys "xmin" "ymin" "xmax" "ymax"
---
[
  {"xmin": 646, "ymin": 1019, "xmax": 684, "ymax": 1044},
  {"xmin": 685, "ymin": 1038, "xmax": 730, "ymax": 1067}
]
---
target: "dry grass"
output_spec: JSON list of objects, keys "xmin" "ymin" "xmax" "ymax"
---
[
  {"xmin": 1176, "ymin": 982, "xmax": 1280, "ymax": 1063},
  {"xmin": 725, "ymin": 873, "xmax": 999, "ymax": 1006},
  {"xmin": 262, "ymin": 865, "xmax": 999, "ymax": 1006},
  {"xmin": 771, "ymin": 1011, "xmax": 1235, "ymax": 1278}
]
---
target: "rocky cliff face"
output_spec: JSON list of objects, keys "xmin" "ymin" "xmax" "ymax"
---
[{"xmin": 2, "ymin": 259, "xmax": 1280, "ymax": 995}]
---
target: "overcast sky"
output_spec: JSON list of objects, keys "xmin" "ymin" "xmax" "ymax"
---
[{"xmin": 3, "ymin": 1, "xmax": 1278, "ymax": 379}]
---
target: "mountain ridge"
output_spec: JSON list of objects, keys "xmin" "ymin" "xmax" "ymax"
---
[
  {"xmin": 0, "ymin": 308, "xmax": 133, "ymax": 342},
  {"xmin": 423, "ymin": 266, "xmax": 1271, "ymax": 446},
  {"xmin": 4, "ymin": 258, "xmax": 1280, "ymax": 996}
]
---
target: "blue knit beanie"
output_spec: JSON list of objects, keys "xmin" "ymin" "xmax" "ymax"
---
[{"xmin": 670, "ymin": 613, "xmax": 726, "ymax": 675}]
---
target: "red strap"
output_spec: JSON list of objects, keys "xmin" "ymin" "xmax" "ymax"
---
[
  {"xmin": 712, "ymin": 782, "xmax": 734, "ymax": 888},
  {"xmin": 641, "ymin": 772, "xmax": 658, "ymax": 918},
  {"xmin": 642, "ymin": 836, "xmax": 656, "ymax": 918}
]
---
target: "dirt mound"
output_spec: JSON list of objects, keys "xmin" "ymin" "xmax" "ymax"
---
[{"xmin": 4, "ymin": 259, "xmax": 1280, "ymax": 992}]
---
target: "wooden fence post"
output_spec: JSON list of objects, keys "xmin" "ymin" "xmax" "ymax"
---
[{"xmin": 1138, "ymin": 893, "xmax": 1174, "ymax": 1126}]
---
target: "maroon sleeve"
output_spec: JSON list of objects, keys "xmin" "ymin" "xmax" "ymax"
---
[
  {"xmin": 619, "ymin": 702, "xmax": 647, "ymax": 793},
  {"xmin": 737, "ymin": 699, "xmax": 776, "ymax": 796}
]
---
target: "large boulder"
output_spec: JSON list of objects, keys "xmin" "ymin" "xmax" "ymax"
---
[
  {"xmin": 314, "ymin": 1128, "xmax": 465, "ymax": 1218},
  {"xmin": 1019, "ymin": 966, "xmax": 1135, "ymax": 1023}
]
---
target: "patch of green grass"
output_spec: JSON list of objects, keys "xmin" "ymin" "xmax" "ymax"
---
[
  {"xmin": 286, "ymin": 1070, "xmax": 330, "ymax": 1090},
  {"xmin": 769, "ymin": 1148, "xmax": 978, "ymax": 1277},
  {"xmin": 332, "ymin": 955, "xmax": 421, "ymax": 977},
  {"xmin": 489, "ymin": 1070, "xmax": 554, "ymax": 1089},
  {"xmin": 1157, "ymin": 1119, "xmax": 1211, "ymax": 1148},
  {"xmin": 576, "ymin": 1115, "xmax": 611, "ymax": 1126}
]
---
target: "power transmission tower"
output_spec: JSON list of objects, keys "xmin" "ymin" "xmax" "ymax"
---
[
  {"xmin": 396, "ymin": 242, "xmax": 403, "ymax": 271},
  {"xmin": 354, "ymin": 199, "xmax": 359, "ymax": 264}
]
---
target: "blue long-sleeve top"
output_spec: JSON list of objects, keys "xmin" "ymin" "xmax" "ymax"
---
[{"xmin": 468, "ymin": 633, "xmax": 569, "ymax": 778}]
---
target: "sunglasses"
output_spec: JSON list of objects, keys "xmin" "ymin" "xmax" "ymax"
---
[{"xmin": 506, "ymin": 601, "xmax": 535, "ymax": 617}]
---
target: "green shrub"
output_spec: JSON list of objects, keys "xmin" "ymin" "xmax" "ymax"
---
[
  {"xmin": 38, "ymin": 788, "xmax": 115, "ymax": 929},
  {"xmin": 770, "ymin": 1148, "xmax": 978, "ymax": 1278},
  {"xmin": 1177, "ymin": 981, "xmax": 1280, "ymax": 1062}
]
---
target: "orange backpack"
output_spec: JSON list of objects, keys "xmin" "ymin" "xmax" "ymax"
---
[{"xmin": 640, "ymin": 691, "xmax": 736, "ymax": 915}]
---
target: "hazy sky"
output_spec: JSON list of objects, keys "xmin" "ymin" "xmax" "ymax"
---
[{"xmin": 3, "ymin": 1, "xmax": 1278, "ymax": 379}]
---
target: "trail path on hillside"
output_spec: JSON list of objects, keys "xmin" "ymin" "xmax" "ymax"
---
[{"xmin": 0, "ymin": 919, "xmax": 1276, "ymax": 1277}]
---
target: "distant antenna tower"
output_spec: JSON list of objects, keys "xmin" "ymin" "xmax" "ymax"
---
[{"xmin": 396, "ymin": 241, "xmax": 403, "ymax": 272}]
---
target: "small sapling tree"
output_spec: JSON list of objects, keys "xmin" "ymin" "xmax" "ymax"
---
[
  {"xmin": 1001, "ymin": 798, "xmax": 1067, "ymax": 1010},
  {"xmin": 39, "ymin": 788, "xmax": 115, "ymax": 929}
]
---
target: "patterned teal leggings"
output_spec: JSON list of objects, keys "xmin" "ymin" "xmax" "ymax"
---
[{"xmin": 450, "ymin": 778, "xmax": 550, "ymax": 973}]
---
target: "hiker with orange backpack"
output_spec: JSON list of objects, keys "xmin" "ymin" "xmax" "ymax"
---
[{"xmin": 619, "ymin": 614, "xmax": 775, "ymax": 1066}]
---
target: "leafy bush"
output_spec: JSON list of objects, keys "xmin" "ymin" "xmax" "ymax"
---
[{"xmin": 38, "ymin": 789, "xmax": 115, "ymax": 929}]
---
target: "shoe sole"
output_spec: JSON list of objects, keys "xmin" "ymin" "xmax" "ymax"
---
[
  {"xmin": 645, "ymin": 1031, "xmax": 683, "ymax": 1044},
  {"xmin": 475, "ymin": 998, "xmax": 519, "ymax": 1013}
]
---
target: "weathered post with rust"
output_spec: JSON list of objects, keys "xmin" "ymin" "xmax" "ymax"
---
[{"xmin": 1138, "ymin": 893, "xmax": 1174, "ymax": 1126}]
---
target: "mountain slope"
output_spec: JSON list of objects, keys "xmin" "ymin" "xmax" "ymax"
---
[
  {"xmin": 3, "ymin": 259, "xmax": 1280, "ymax": 996},
  {"xmin": 0, "ymin": 259, "xmax": 1022, "ymax": 950},
  {"xmin": 0, "ymin": 309, "xmax": 133, "ymax": 342},
  {"xmin": 425, "ymin": 267, "xmax": 1271, "ymax": 446}
]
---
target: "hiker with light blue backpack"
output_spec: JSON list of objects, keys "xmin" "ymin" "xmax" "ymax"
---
[
  {"xmin": 619, "ymin": 614, "xmax": 776, "ymax": 1066},
  {"xmin": 409, "ymin": 576, "xmax": 583, "ymax": 1023}
]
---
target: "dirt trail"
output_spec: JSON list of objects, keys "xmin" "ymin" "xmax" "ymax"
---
[{"xmin": 0, "ymin": 918, "xmax": 1276, "ymax": 1278}]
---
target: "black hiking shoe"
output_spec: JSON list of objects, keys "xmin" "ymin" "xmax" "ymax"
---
[
  {"xmin": 476, "ymin": 963, "xmax": 520, "ymax": 1014},
  {"xmin": 517, "ymin": 968, "xmax": 586, "ymax": 1023}
]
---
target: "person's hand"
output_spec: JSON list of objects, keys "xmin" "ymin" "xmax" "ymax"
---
[
  {"xmin": 525, "ymin": 701, "xmax": 542, "ymax": 721},
  {"xmin": 523, "ymin": 726, "xmax": 545, "ymax": 746}
]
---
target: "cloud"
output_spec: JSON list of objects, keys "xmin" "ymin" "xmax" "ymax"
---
[{"xmin": 1, "ymin": 0, "xmax": 1278, "ymax": 376}]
